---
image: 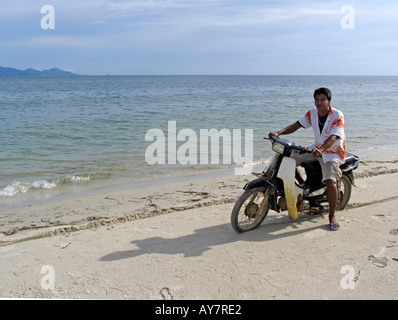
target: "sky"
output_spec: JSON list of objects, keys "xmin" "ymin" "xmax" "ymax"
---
[{"xmin": 0, "ymin": 0, "xmax": 397, "ymax": 75}]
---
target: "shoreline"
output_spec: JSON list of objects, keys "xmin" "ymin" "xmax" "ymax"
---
[
  {"xmin": 2, "ymin": 143, "xmax": 398, "ymax": 213},
  {"xmin": 1, "ymin": 149, "xmax": 398, "ymax": 245}
]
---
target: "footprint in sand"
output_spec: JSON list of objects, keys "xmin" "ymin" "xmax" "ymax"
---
[
  {"xmin": 368, "ymin": 229, "xmax": 398, "ymax": 267},
  {"xmin": 389, "ymin": 229, "xmax": 398, "ymax": 235},
  {"xmin": 368, "ymin": 254, "xmax": 389, "ymax": 268}
]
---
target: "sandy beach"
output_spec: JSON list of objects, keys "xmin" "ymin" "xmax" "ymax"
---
[{"xmin": 1, "ymin": 150, "xmax": 398, "ymax": 300}]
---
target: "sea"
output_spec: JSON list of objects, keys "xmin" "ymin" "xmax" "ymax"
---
[{"xmin": 1, "ymin": 75, "xmax": 398, "ymax": 210}]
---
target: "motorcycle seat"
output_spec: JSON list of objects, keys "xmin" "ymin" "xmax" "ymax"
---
[
  {"xmin": 340, "ymin": 153, "xmax": 360, "ymax": 171},
  {"xmin": 340, "ymin": 153, "xmax": 358, "ymax": 167},
  {"xmin": 300, "ymin": 153, "xmax": 358, "ymax": 167},
  {"xmin": 343, "ymin": 153, "xmax": 356, "ymax": 163}
]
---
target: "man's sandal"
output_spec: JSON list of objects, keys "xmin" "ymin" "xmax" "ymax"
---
[{"xmin": 329, "ymin": 222, "xmax": 340, "ymax": 231}]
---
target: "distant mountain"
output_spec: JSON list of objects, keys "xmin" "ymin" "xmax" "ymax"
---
[{"xmin": 0, "ymin": 66, "xmax": 79, "ymax": 77}]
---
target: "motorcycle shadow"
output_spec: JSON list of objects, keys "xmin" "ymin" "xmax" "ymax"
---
[{"xmin": 100, "ymin": 212, "xmax": 326, "ymax": 262}]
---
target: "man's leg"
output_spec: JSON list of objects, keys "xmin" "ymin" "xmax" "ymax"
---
[
  {"xmin": 324, "ymin": 179, "xmax": 339, "ymax": 228},
  {"xmin": 320, "ymin": 161, "xmax": 342, "ymax": 230}
]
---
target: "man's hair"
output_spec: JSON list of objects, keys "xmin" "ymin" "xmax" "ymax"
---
[{"xmin": 313, "ymin": 87, "xmax": 332, "ymax": 101}]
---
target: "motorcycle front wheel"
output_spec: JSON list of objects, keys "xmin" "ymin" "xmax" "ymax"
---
[{"xmin": 231, "ymin": 187, "xmax": 270, "ymax": 233}]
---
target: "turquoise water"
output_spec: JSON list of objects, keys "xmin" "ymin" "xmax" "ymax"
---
[{"xmin": 1, "ymin": 75, "xmax": 398, "ymax": 209}]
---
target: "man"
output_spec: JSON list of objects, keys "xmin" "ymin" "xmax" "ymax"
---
[{"xmin": 269, "ymin": 87, "xmax": 346, "ymax": 231}]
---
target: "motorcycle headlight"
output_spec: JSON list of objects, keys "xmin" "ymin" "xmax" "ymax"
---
[{"xmin": 272, "ymin": 142, "xmax": 285, "ymax": 154}]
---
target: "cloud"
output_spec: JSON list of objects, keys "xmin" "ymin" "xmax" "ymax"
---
[
  {"xmin": 1, "ymin": 0, "xmax": 398, "ymax": 75},
  {"xmin": 99, "ymin": 0, "xmax": 187, "ymax": 12},
  {"xmin": 11, "ymin": 36, "xmax": 86, "ymax": 47}
]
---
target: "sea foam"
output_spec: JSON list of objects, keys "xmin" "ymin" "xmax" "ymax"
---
[{"xmin": 0, "ymin": 175, "xmax": 91, "ymax": 197}]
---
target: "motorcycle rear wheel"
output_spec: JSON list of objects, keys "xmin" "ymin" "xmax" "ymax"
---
[
  {"xmin": 336, "ymin": 175, "xmax": 352, "ymax": 210},
  {"xmin": 231, "ymin": 187, "xmax": 270, "ymax": 233}
]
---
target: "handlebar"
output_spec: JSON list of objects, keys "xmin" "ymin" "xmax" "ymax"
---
[{"xmin": 265, "ymin": 135, "xmax": 311, "ymax": 154}]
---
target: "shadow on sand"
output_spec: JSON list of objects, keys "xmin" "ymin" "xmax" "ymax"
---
[{"xmin": 100, "ymin": 212, "xmax": 328, "ymax": 262}]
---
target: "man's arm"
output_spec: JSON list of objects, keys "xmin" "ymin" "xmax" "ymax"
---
[{"xmin": 268, "ymin": 121, "xmax": 302, "ymax": 139}]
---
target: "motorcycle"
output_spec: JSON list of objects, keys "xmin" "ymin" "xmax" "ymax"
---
[{"xmin": 231, "ymin": 135, "xmax": 360, "ymax": 233}]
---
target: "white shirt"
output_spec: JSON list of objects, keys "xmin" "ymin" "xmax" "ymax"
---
[{"xmin": 299, "ymin": 107, "xmax": 346, "ymax": 164}]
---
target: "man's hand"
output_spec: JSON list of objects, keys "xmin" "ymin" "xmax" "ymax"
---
[
  {"xmin": 268, "ymin": 132, "xmax": 279, "ymax": 140},
  {"xmin": 312, "ymin": 135, "xmax": 339, "ymax": 158},
  {"xmin": 311, "ymin": 147, "xmax": 322, "ymax": 158}
]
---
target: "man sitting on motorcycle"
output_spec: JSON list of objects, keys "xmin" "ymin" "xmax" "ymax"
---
[{"xmin": 269, "ymin": 87, "xmax": 346, "ymax": 231}]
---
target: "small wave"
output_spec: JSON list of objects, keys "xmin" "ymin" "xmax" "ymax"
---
[
  {"xmin": 56, "ymin": 175, "xmax": 91, "ymax": 185},
  {"xmin": 0, "ymin": 180, "xmax": 57, "ymax": 197},
  {"xmin": 0, "ymin": 174, "xmax": 93, "ymax": 197}
]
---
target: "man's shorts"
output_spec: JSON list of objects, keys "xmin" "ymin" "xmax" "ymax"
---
[{"xmin": 291, "ymin": 152, "xmax": 342, "ymax": 183}]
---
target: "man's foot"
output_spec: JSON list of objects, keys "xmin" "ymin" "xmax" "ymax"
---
[{"xmin": 329, "ymin": 222, "xmax": 340, "ymax": 231}]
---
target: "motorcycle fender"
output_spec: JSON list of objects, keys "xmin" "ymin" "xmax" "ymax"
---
[
  {"xmin": 243, "ymin": 178, "xmax": 268, "ymax": 190},
  {"xmin": 277, "ymin": 157, "xmax": 302, "ymax": 220},
  {"xmin": 345, "ymin": 171, "xmax": 355, "ymax": 186}
]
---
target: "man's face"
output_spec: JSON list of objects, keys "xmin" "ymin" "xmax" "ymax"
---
[{"xmin": 314, "ymin": 93, "xmax": 330, "ymax": 110}]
